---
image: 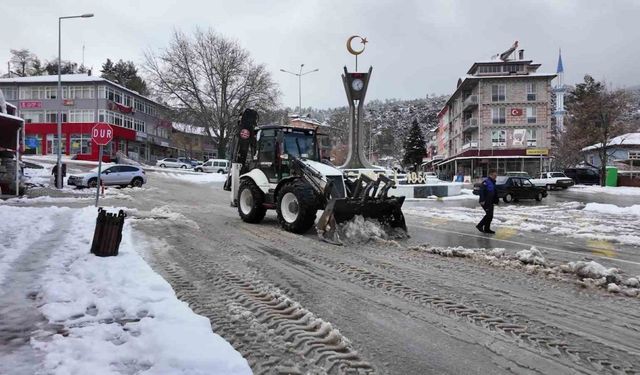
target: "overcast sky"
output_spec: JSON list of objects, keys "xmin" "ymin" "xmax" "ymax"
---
[{"xmin": 3, "ymin": 0, "xmax": 639, "ymax": 109}]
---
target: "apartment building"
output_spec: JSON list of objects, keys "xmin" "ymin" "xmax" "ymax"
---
[
  {"xmin": 0, "ymin": 73, "xmax": 174, "ymax": 162},
  {"xmin": 434, "ymin": 47, "xmax": 556, "ymax": 179}
]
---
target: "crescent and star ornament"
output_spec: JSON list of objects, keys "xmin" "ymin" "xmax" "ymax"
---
[{"xmin": 346, "ymin": 35, "xmax": 368, "ymax": 56}]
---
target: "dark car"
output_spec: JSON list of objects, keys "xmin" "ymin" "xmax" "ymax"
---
[
  {"xmin": 473, "ymin": 176, "xmax": 548, "ymax": 203},
  {"xmin": 564, "ymin": 168, "xmax": 600, "ymax": 185}
]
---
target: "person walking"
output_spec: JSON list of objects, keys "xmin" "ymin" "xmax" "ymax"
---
[{"xmin": 476, "ymin": 169, "xmax": 499, "ymax": 234}]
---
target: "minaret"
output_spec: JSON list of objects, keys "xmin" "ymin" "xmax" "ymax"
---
[{"xmin": 553, "ymin": 49, "xmax": 566, "ymax": 132}]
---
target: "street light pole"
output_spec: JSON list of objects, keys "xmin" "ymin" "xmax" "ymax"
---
[
  {"xmin": 56, "ymin": 13, "xmax": 94, "ymax": 189},
  {"xmin": 280, "ymin": 64, "xmax": 319, "ymax": 115}
]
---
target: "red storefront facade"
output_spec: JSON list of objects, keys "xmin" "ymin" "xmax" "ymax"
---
[{"xmin": 25, "ymin": 122, "xmax": 136, "ymax": 162}]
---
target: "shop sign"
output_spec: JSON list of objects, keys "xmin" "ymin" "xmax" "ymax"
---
[
  {"xmin": 63, "ymin": 99, "xmax": 74, "ymax": 106},
  {"xmin": 20, "ymin": 101, "xmax": 42, "ymax": 109},
  {"xmin": 526, "ymin": 148, "xmax": 549, "ymax": 156}
]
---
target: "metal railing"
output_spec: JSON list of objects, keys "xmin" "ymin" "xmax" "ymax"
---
[{"xmin": 463, "ymin": 95, "xmax": 478, "ymax": 110}]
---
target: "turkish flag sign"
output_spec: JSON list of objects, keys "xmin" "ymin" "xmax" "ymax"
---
[{"xmin": 511, "ymin": 108, "xmax": 523, "ymax": 116}]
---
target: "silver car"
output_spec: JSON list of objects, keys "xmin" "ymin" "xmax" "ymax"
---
[
  {"xmin": 194, "ymin": 159, "xmax": 229, "ymax": 173},
  {"xmin": 156, "ymin": 158, "xmax": 191, "ymax": 169},
  {"xmin": 67, "ymin": 165, "xmax": 147, "ymax": 188}
]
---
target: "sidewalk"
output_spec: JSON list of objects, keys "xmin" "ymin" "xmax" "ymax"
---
[{"xmin": 0, "ymin": 205, "xmax": 251, "ymax": 375}]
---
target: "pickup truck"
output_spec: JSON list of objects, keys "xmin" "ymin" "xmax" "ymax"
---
[{"xmin": 530, "ymin": 172, "xmax": 574, "ymax": 190}]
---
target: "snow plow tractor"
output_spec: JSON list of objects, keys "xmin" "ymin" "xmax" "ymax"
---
[{"xmin": 224, "ymin": 109, "xmax": 407, "ymax": 244}]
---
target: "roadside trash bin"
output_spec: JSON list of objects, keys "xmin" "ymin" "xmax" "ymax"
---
[
  {"xmin": 90, "ymin": 208, "xmax": 126, "ymax": 257},
  {"xmin": 606, "ymin": 166, "xmax": 618, "ymax": 187}
]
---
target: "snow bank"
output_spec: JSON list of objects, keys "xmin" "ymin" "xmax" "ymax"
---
[
  {"xmin": 515, "ymin": 247, "xmax": 546, "ymax": 265},
  {"xmin": 0, "ymin": 205, "xmax": 250, "ymax": 374},
  {"xmin": 563, "ymin": 260, "xmax": 619, "ymax": 280},
  {"xmin": 583, "ymin": 203, "xmax": 640, "ymax": 216},
  {"xmin": 153, "ymin": 171, "xmax": 227, "ymax": 184},
  {"xmin": 572, "ymin": 185, "xmax": 640, "ymax": 196}
]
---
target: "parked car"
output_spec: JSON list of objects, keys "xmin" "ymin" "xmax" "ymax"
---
[
  {"xmin": 155, "ymin": 158, "xmax": 191, "ymax": 169},
  {"xmin": 68, "ymin": 165, "xmax": 147, "ymax": 188},
  {"xmin": 530, "ymin": 172, "xmax": 575, "ymax": 190},
  {"xmin": 564, "ymin": 168, "xmax": 600, "ymax": 185},
  {"xmin": 195, "ymin": 159, "xmax": 230, "ymax": 173},
  {"xmin": 474, "ymin": 176, "xmax": 547, "ymax": 203},
  {"xmin": 177, "ymin": 157, "xmax": 199, "ymax": 167},
  {"xmin": 506, "ymin": 171, "xmax": 532, "ymax": 179}
]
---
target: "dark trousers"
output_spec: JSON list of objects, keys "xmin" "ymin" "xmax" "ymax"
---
[{"xmin": 477, "ymin": 204, "xmax": 494, "ymax": 231}]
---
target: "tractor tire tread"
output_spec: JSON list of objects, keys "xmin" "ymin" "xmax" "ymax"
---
[{"xmin": 276, "ymin": 179, "xmax": 318, "ymax": 234}]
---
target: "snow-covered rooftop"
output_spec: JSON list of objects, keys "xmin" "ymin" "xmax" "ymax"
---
[
  {"xmin": 172, "ymin": 123, "xmax": 210, "ymax": 136},
  {"xmin": 582, "ymin": 132, "xmax": 640, "ymax": 151}
]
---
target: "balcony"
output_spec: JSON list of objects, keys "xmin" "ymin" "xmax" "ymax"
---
[
  {"xmin": 463, "ymin": 95, "xmax": 478, "ymax": 111},
  {"xmin": 462, "ymin": 117, "xmax": 478, "ymax": 132},
  {"xmin": 462, "ymin": 141, "xmax": 478, "ymax": 150}
]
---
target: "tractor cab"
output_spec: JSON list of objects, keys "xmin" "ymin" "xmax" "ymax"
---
[{"xmin": 253, "ymin": 126, "xmax": 320, "ymax": 183}]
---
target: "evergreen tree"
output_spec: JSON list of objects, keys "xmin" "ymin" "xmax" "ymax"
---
[
  {"xmin": 402, "ymin": 119, "xmax": 426, "ymax": 170},
  {"xmin": 45, "ymin": 60, "xmax": 78, "ymax": 75},
  {"xmin": 101, "ymin": 59, "xmax": 149, "ymax": 95}
]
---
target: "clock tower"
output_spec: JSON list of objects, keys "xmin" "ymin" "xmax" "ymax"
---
[{"xmin": 340, "ymin": 65, "xmax": 374, "ymax": 169}]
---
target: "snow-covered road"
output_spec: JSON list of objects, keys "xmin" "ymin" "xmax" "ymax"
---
[{"xmin": 3, "ymin": 167, "xmax": 640, "ymax": 374}]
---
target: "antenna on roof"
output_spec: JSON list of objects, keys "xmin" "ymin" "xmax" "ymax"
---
[{"xmin": 82, "ymin": 44, "xmax": 85, "ymax": 67}]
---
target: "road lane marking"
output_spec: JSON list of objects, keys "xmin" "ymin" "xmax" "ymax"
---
[
  {"xmin": 587, "ymin": 239, "xmax": 616, "ymax": 258},
  {"xmin": 409, "ymin": 223, "xmax": 640, "ymax": 267}
]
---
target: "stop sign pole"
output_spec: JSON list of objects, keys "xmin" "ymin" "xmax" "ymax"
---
[{"xmin": 91, "ymin": 123, "xmax": 114, "ymax": 207}]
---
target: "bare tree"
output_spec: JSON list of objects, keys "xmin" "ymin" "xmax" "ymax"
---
[
  {"xmin": 144, "ymin": 28, "xmax": 279, "ymax": 158},
  {"xmin": 9, "ymin": 49, "xmax": 37, "ymax": 76},
  {"xmin": 564, "ymin": 75, "xmax": 630, "ymax": 185}
]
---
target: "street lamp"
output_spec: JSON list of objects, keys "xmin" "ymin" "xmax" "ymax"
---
[
  {"xmin": 280, "ymin": 64, "xmax": 319, "ymax": 115},
  {"xmin": 56, "ymin": 13, "xmax": 94, "ymax": 189}
]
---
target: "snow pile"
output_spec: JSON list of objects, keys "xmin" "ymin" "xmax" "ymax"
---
[
  {"xmin": 23, "ymin": 167, "xmax": 51, "ymax": 186},
  {"xmin": 337, "ymin": 215, "xmax": 407, "ymax": 244},
  {"xmin": 572, "ymin": 185, "xmax": 640, "ymax": 196},
  {"xmin": 515, "ymin": 247, "xmax": 546, "ymax": 265},
  {"xmin": 0, "ymin": 205, "xmax": 250, "ymax": 374},
  {"xmin": 414, "ymin": 243, "xmax": 640, "ymax": 297},
  {"xmin": 154, "ymin": 171, "xmax": 227, "ymax": 184},
  {"xmin": 583, "ymin": 203, "xmax": 640, "ymax": 216},
  {"xmin": 562, "ymin": 260, "xmax": 619, "ymax": 281},
  {"xmin": 129, "ymin": 206, "xmax": 200, "ymax": 229}
]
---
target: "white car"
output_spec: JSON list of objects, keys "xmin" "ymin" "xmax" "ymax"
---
[
  {"xmin": 67, "ymin": 165, "xmax": 147, "ymax": 188},
  {"xmin": 530, "ymin": 172, "xmax": 575, "ymax": 190},
  {"xmin": 156, "ymin": 158, "xmax": 191, "ymax": 169},
  {"xmin": 194, "ymin": 159, "xmax": 230, "ymax": 173}
]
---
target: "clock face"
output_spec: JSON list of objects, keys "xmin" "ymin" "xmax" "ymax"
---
[{"xmin": 351, "ymin": 78, "xmax": 364, "ymax": 91}]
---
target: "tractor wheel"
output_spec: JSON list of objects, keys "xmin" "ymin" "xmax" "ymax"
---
[
  {"xmin": 276, "ymin": 179, "xmax": 318, "ymax": 234},
  {"xmin": 238, "ymin": 179, "xmax": 266, "ymax": 223}
]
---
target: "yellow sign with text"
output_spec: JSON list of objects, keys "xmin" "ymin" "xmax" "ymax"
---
[{"xmin": 526, "ymin": 148, "xmax": 549, "ymax": 156}]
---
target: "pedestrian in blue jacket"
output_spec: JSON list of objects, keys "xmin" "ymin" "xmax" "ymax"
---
[{"xmin": 476, "ymin": 169, "xmax": 499, "ymax": 234}]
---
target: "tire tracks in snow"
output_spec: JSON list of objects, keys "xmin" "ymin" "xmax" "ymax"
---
[{"xmin": 239, "ymin": 223, "xmax": 640, "ymax": 375}]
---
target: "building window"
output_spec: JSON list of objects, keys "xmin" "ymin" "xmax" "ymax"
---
[
  {"xmin": 69, "ymin": 110, "xmax": 95, "ymax": 123},
  {"xmin": 134, "ymin": 119, "xmax": 146, "ymax": 132},
  {"xmin": 526, "ymin": 106, "xmax": 537, "ymax": 123},
  {"xmin": 124, "ymin": 95, "xmax": 133, "ymax": 107},
  {"xmin": 46, "ymin": 134, "xmax": 67, "ymax": 155},
  {"xmin": 21, "ymin": 110, "xmax": 45, "ymax": 123},
  {"xmin": 0, "ymin": 87, "xmax": 18, "ymax": 100},
  {"xmin": 66, "ymin": 86, "xmax": 95, "ymax": 99},
  {"xmin": 491, "ymin": 130, "xmax": 506, "ymax": 147},
  {"xmin": 24, "ymin": 134, "xmax": 42, "ymax": 155},
  {"xmin": 98, "ymin": 86, "xmax": 106, "ymax": 99},
  {"xmin": 45, "ymin": 111, "xmax": 67, "ymax": 123},
  {"xmin": 124, "ymin": 116, "xmax": 133, "ymax": 129},
  {"xmin": 70, "ymin": 134, "xmax": 92, "ymax": 154},
  {"xmin": 527, "ymin": 129, "xmax": 537, "ymax": 147},
  {"xmin": 492, "ymin": 107, "xmax": 506, "ymax": 124},
  {"xmin": 526, "ymin": 82, "xmax": 536, "ymax": 101},
  {"xmin": 105, "ymin": 87, "xmax": 123, "ymax": 104},
  {"xmin": 491, "ymin": 84, "xmax": 506, "ymax": 102}
]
